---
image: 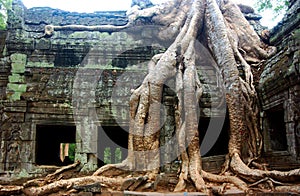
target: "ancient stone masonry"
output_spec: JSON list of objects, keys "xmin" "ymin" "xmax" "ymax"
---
[
  {"xmin": 1, "ymin": 0, "xmax": 160, "ymax": 175},
  {"xmin": 0, "ymin": 0, "xmax": 299, "ymax": 178},
  {"xmin": 259, "ymin": 0, "xmax": 300, "ymax": 166},
  {"xmin": 0, "ymin": 0, "xmax": 225, "ymax": 176}
]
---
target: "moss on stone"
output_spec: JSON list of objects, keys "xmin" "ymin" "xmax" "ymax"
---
[
  {"xmin": 7, "ymin": 83, "xmax": 27, "ymax": 92},
  {"xmin": 7, "ymin": 91, "xmax": 21, "ymax": 101},
  {"xmin": 11, "ymin": 62, "xmax": 25, "ymax": 73},
  {"xmin": 70, "ymin": 32, "xmax": 89, "ymax": 39},
  {"xmin": 17, "ymin": 169, "xmax": 31, "ymax": 178},
  {"xmin": 10, "ymin": 53, "xmax": 27, "ymax": 63},
  {"xmin": 26, "ymin": 62, "xmax": 54, "ymax": 67},
  {"xmin": 8, "ymin": 74, "xmax": 24, "ymax": 83}
]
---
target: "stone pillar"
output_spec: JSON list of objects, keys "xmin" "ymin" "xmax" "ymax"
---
[
  {"xmin": 4, "ymin": 126, "xmax": 22, "ymax": 172},
  {"xmin": 284, "ymin": 98, "xmax": 296, "ymax": 157},
  {"xmin": 287, "ymin": 85, "xmax": 300, "ymax": 157},
  {"xmin": 160, "ymin": 95, "xmax": 177, "ymax": 173},
  {"xmin": 7, "ymin": 53, "xmax": 27, "ymax": 101},
  {"xmin": 261, "ymin": 111, "xmax": 272, "ymax": 153},
  {"xmin": 0, "ymin": 101, "xmax": 28, "ymax": 174},
  {"xmin": 75, "ymin": 114, "xmax": 98, "ymax": 172}
]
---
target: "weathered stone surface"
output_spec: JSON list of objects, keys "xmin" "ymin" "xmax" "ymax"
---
[
  {"xmin": 259, "ymin": 0, "xmax": 300, "ymax": 159},
  {"xmin": 73, "ymin": 182, "xmax": 101, "ymax": 193}
]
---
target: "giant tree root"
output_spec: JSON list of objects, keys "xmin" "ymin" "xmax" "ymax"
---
[
  {"xmin": 24, "ymin": 160, "xmax": 81, "ymax": 188},
  {"xmin": 22, "ymin": 176, "xmax": 124, "ymax": 195},
  {"xmin": 0, "ymin": 185, "xmax": 23, "ymax": 196}
]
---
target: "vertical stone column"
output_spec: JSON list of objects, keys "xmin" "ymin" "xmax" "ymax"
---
[
  {"xmin": 261, "ymin": 111, "xmax": 272, "ymax": 153},
  {"xmin": 4, "ymin": 127, "xmax": 22, "ymax": 172},
  {"xmin": 285, "ymin": 89, "xmax": 298, "ymax": 158},
  {"xmin": 294, "ymin": 85, "xmax": 300, "ymax": 157},
  {"xmin": 0, "ymin": 105, "xmax": 10, "ymax": 173},
  {"xmin": 7, "ymin": 53, "xmax": 27, "ymax": 101},
  {"xmin": 287, "ymin": 85, "xmax": 300, "ymax": 157},
  {"xmin": 160, "ymin": 95, "xmax": 177, "ymax": 173},
  {"xmin": 0, "ymin": 101, "xmax": 29, "ymax": 174},
  {"xmin": 73, "ymin": 69, "xmax": 99, "ymax": 172},
  {"xmin": 74, "ymin": 112, "xmax": 98, "ymax": 172}
]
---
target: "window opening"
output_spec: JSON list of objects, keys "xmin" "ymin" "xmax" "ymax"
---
[
  {"xmin": 267, "ymin": 108, "xmax": 287, "ymax": 151},
  {"xmin": 199, "ymin": 116, "xmax": 229, "ymax": 157},
  {"xmin": 36, "ymin": 125, "xmax": 76, "ymax": 166},
  {"xmin": 54, "ymin": 49, "xmax": 88, "ymax": 67},
  {"xmin": 98, "ymin": 126, "xmax": 128, "ymax": 167}
]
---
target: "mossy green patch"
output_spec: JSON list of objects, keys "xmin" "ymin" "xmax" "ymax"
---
[
  {"xmin": 26, "ymin": 62, "xmax": 54, "ymax": 67},
  {"xmin": 70, "ymin": 32, "xmax": 88, "ymax": 39},
  {"xmin": 9, "ymin": 74, "xmax": 24, "ymax": 83},
  {"xmin": 7, "ymin": 83, "xmax": 27, "ymax": 92},
  {"xmin": 10, "ymin": 53, "xmax": 27, "ymax": 63},
  {"xmin": 7, "ymin": 91, "xmax": 21, "ymax": 101},
  {"xmin": 11, "ymin": 62, "xmax": 25, "ymax": 73}
]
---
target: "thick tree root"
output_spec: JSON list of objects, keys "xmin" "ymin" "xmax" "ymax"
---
[
  {"xmin": 24, "ymin": 161, "xmax": 81, "ymax": 188},
  {"xmin": 230, "ymin": 152, "xmax": 300, "ymax": 183},
  {"xmin": 0, "ymin": 185, "xmax": 23, "ymax": 196},
  {"xmin": 22, "ymin": 176, "xmax": 125, "ymax": 195}
]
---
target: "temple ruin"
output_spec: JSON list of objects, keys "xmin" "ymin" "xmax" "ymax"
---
[{"xmin": 0, "ymin": 0, "xmax": 299, "ymax": 180}]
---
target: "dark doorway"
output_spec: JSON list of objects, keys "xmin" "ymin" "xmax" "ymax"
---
[
  {"xmin": 98, "ymin": 126, "xmax": 128, "ymax": 167},
  {"xmin": 36, "ymin": 125, "xmax": 76, "ymax": 166},
  {"xmin": 112, "ymin": 46, "xmax": 163, "ymax": 68},
  {"xmin": 54, "ymin": 48, "xmax": 88, "ymax": 67},
  {"xmin": 199, "ymin": 116, "xmax": 229, "ymax": 157},
  {"xmin": 267, "ymin": 108, "xmax": 287, "ymax": 151}
]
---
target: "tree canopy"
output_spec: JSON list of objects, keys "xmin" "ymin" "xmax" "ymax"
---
[
  {"xmin": 0, "ymin": 0, "xmax": 12, "ymax": 30},
  {"xmin": 255, "ymin": 0, "xmax": 289, "ymax": 17}
]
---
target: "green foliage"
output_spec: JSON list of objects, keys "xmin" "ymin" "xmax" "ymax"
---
[
  {"xmin": 0, "ymin": 0, "xmax": 12, "ymax": 30},
  {"xmin": 103, "ymin": 147, "xmax": 123, "ymax": 164},
  {"xmin": 104, "ymin": 147, "xmax": 111, "ymax": 164},
  {"xmin": 114, "ymin": 148, "xmax": 122, "ymax": 163},
  {"xmin": 255, "ymin": 0, "xmax": 289, "ymax": 17},
  {"xmin": 68, "ymin": 143, "xmax": 76, "ymax": 162}
]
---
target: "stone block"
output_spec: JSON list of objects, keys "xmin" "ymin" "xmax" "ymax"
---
[
  {"xmin": 73, "ymin": 182, "xmax": 101, "ymax": 193},
  {"xmin": 20, "ymin": 141, "xmax": 34, "ymax": 163},
  {"xmin": 10, "ymin": 53, "xmax": 27, "ymax": 63},
  {"xmin": 0, "ymin": 163, "xmax": 4, "ymax": 173},
  {"xmin": 7, "ymin": 83, "xmax": 27, "ymax": 92},
  {"xmin": 80, "ymin": 139, "xmax": 97, "ymax": 154},
  {"xmin": 8, "ymin": 74, "xmax": 25, "ymax": 83},
  {"xmin": 75, "ymin": 153, "xmax": 88, "ymax": 164},
  {"xmin": 26, "ymin": 61, "xmax": 54, "ymax": 67},
  {"xmin": 20, "ymin": 122, "xmax": 33, "ymax": 141},
  {"xmin": 3, "ymin": 101, "xmax": 27, "ymax": 112},
  {"xmin": 11, "ymin": 62, "xmax": 25, "ymax": 73},
  {"xmin": 0, "ymin": 141, "xmax": 5, "ymax": 163},
  {"xmin": 8, "ymin": 113, "xmax": 25, "ymax": 122},
  {"xmin": 20, "ymin": 163, "xmax": 39, "ymax": 174},
  {"xmin": 35, "ymin": 39, "xmax": 51, "ymax": 50}
]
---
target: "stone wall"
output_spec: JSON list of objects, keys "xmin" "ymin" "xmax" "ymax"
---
[
  {"xmin": 259, "ymin": 0, "xmax": 300, "ymax": 160},
  {"xmin": 0, "ymin": 0, "xmax": 227, "ymax": 176}
]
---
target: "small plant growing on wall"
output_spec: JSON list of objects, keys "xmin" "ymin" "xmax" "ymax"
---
[{"xmin": 0, "ymin": 0, "xmax": 11, "ymax": 30}]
